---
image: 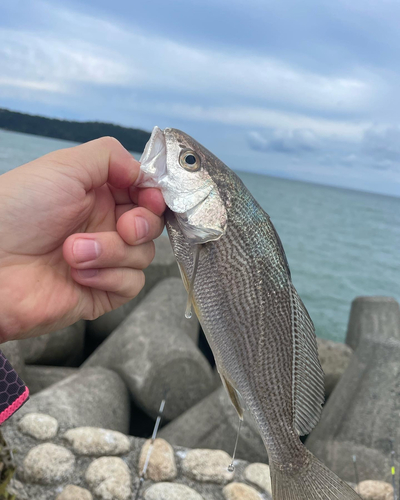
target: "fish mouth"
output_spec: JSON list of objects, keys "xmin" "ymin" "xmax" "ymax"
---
[{"xmin": 137, "ymin": 126, "xmax": 167, "ymax": 188}]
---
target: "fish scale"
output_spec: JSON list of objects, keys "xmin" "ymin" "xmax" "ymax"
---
[{"xmin": 138, "ymin": 126, "xmax": 362, "ymax": 499}]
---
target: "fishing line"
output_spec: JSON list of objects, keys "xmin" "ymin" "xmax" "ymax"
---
[
  {"xmin": 390, "ymin": 439, "xmax": 397, "ymax": 500},
  {"xmin": 352, "ymin": 455, "xmax": 359, "ymax": 493},
  {"xmin": 228, "ymin": 417, "xmax": 243, "ymax": 472},
  {"xmin": 134, "ymin": 398, "xmax": 166, "ymax": 500}
]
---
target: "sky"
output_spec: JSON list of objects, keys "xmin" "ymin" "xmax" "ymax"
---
[{"xmin": 1, "ymin": 0, "xmax": 400, "ymax": 196}]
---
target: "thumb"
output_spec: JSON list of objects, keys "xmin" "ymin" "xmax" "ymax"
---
[{"xmin": 53, "ymin": 136, "xmax": 141, "ymax": 191}]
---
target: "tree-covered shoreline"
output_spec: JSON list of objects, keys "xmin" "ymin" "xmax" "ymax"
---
[{"xmin": 0, "ymin": 108, "xmax": 150, "ymax": 153}]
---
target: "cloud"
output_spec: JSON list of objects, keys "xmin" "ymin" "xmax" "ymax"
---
[
  {"xmin": 0, "ymin": 78, "xmax": 66, "ymax": 93},
  {"xmin": 362, "ymin": 125, "xmax": 400, "ymax": 163},
  {"xmin": 0, "ymin": 1, "xmax": 376, "ymax": 117},
  {"xmin": 247, "ymin": 129, "xmax": 320, "ymax": 154},
  {"xmin": 0, "ymin": 29, "xmax": 131, "ymax": 90},
  {"xmin": 139, "ymin": 102, "xmax": 370, "ymax": 140}
]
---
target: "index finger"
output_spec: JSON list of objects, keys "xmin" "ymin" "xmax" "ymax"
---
[{"xmin": 54, "ymin": 136, "xmax": 141, "ymax": 192}]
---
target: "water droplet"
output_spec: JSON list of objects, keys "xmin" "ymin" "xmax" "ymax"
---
[
  {"xmin": 227, "ymin": 464, "xmax": 234, "ymax": 472},
  {"xmin": 185, "ymin": 296, "xmax": 193, "ymax": 319}
]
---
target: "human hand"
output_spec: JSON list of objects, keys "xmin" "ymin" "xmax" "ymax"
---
[{"xmin": 0, "ymin": 137, "xmax": 165, "ymax": 341}]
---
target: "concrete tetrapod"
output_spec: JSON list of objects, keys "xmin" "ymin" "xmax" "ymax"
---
[
  {"xmin": 14, "ymin": 367, "xmax": 130, "ymax": 433},
  {"xmin": 83, "ymin": 278, "xmax": 214, "ymax": 421},
  {"xmin": 160, "ymin": 386, "xmax": 268, "ymax": 463},
  {"xmin": 24, "ymin": 366, "xmax": 78, "ymax": 394},
  {"xmin": 19, "ymin": 320, "xmax": 85, "ymax": 366},
  {"xmin": 346, "ymin": 296, "xmax": 400, "ymax": 350},
  {"xmin": 307, "ymin": 296, "xmax": 400, "ymax": 482}
]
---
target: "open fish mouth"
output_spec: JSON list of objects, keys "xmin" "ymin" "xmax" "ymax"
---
[{"xmin": 137, "ymin": 126, "xmax": 167, "ymax": 189}]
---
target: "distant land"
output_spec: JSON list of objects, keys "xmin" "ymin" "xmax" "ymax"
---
[{"xmin": 0, "ymin": 108, "xmax": 151, "ymax": 152}]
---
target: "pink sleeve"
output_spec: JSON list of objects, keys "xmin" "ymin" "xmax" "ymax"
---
[{"xmin": 0, "ymin": 350, "xmax": 29, "ymax": 425}]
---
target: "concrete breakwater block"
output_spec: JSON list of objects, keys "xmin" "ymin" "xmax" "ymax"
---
[
  {"xmin": 15, "ymin": 367, "xmax": 130, "ymax": 433},
  {"xmin": 83, "ymin": 278, "xmax": 214, "ymax": 421},
  {"xmin": 316, "ymin": 338, "xmax": 353, "ymax": 397},
  {"xmin": 346, "ymin": 296, "xmax": 400, "ymax": 350},
  {"xmin": 87, "ymin": 235, "xmax": 180, "ymax": 341},
  {"xmin": 24, "ymin": 366, "xmax": 79, "ymax": 394},
  {"xmin": 159, "ymin": 387, "xmax": 268, "ymax": 464},
  {"xmin": 19, "ymin": 320, "xmax": 85, "ymax": 366},
  {"xmin": 307, "ymin": 296, "xmax": 400, "ymax": 482}
]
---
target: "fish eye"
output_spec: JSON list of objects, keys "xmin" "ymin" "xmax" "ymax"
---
[{"xmin": 179, "ymin": 150, "xmax": 201, "ymax": 172}]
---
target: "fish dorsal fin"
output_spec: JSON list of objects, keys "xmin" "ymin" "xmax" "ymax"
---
[{"xmin": 290, "ymin": 285, "xmax": 325, "ymax": 436}]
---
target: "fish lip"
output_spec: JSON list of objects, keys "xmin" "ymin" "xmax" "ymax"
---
[{"xmin": 137, "ymin": 126, "xmax": 167, "ymax": 187}]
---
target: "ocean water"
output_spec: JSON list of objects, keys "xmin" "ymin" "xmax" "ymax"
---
[{"xmin": 1, "ymin": 129, "xmax": 399, "ymax": 342}]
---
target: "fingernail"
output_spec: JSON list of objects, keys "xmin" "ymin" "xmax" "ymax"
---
[
  {"xmin": 73, "ymin": 239, "xmax": 100, "ymax": 263},
  {"xmin": 135, "ymin": 216, "xmax": 149, "ymax": 240},
  {"xmin": 76, "ymin": 269, "xmax": 98, "ymax": 278}
]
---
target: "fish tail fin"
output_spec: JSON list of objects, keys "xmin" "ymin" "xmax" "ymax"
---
[{"xmin": 270, "ymin": 451, "xmax": 361, "ymax": 500}]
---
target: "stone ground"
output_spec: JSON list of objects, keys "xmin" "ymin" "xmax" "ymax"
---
[
  {"xmin": 3, "ymin": 412, "xmax": 273, "ymax": 500},
  {"xmin": 2, "ymin": 413, "xmax": 395, "ymax": 499}
]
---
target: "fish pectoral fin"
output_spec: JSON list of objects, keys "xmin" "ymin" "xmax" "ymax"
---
[
  {"xmin": 177, "ymin": 260, "xmax": 202, "ymax": 320},
  {"xmin": 177, "ymin": 261, "xmax": 190, "ymax": 293},
  {"xmin": 219, "ymin": 371, "xmax": 245, "ymax": 420}
]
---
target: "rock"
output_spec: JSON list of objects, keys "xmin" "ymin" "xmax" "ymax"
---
[
  {"xmin": 182, "ymin": 449, "xmax": 234, "ymax": 484},
  {"xmin": 316, "ymin": 338, "xmax": 353, "ymax": 396},
  {"xmin": 19, "ymin": 320, "xmax": 85, "ymax": 366},
  {"xmin": 63, "ymin": 427, "xmax": 130, "ymax": 456},
  {"xmin": 0, "ymin": 340, "xmax": 26, "ymax": 378},
  {"xmin": 7, "ymin": 478, "xmax": 28, "ymax": 500},
  {"xmin": 357, "ymin": 480, "xmax": 394, "ymax": 500},
  {"xmin": 87, "ymin": 235, "xmax": 181, "ymax": 341},
  {"xmin": 244, "ymin": 463, "xmax": 272, "ymax": 494},
  {"xmin": 18, "ymin": 412, "xmax": 58, "ymax": 440},
  {"xmin": 24, "ymin": 365, "xmax": 78, "ymax": 394},
  {"xmin": 84, "ymin": 278, "xmax": 212, "ymax": 421},
  {"xmin": 138, "ymin": 438, "xmax": 177, "ymax": 481},
  {"xmin": 23, "ymin": 443, "xmax": 75, "ymax": 484},
  {"xmin": 346, "ymin": 296, "xmax": 400, "ymax": 350},
  {"xmin": 223, "ymin": 483, "xmax": 263, "ymax": 500},
  {"xmin": 307, "ymin": 297, "xmax": 400, "ymax": 482},
  {"xmin": 56, "ymin": 485, "xmax": 93, "ymax": 500},
  {"xmin": 16, "ymin": 367, "xmax": 130, "ymax": 433},
  {"xmin": 85, "ymin": 456, "xmax": 131, "ymax": 500},
  {"xmin": 144, "ymin": 483, "xmax": 204, "ymax": 500},
  {"xmin": 160, "ymin": 387, "xmax": 268, "ymax": 463}
]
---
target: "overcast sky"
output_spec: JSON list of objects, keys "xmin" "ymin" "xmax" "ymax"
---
[{"xmin": 1, "ymin": 0, "xmax": 400, "ymax": 196}]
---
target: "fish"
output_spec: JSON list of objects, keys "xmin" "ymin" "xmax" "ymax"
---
[{"xmin": 137, "ymin": 126, "xmax": 361, "ymax": 500}]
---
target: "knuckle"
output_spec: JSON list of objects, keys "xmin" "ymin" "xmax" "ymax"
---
[
  {"xmin": 127, "ymin": 270, "xmax": 145, "ymax": 298},
  {"xmin": 146, "ymin": 241, "xmax": 156, "ymax": 265},
  {"xmin": 117, "ymin": 268, "xmax": 127, "ymax": 290},
  {"xmin": 135, "ymin": 270, "xmax": 146, "ymax": 293},
  {"xmin": 133, "ymin": 241, "xmax": 155, "ymax": 270}
]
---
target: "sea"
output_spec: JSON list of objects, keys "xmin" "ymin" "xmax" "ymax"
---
[{"xmin": 0, "ymin": 128, "xmax": 399, "ymax": 343}]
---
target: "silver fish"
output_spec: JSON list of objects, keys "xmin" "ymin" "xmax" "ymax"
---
[{"xmin": 137, "ymin": 126, "xmax": 361, "ymax": 500}]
